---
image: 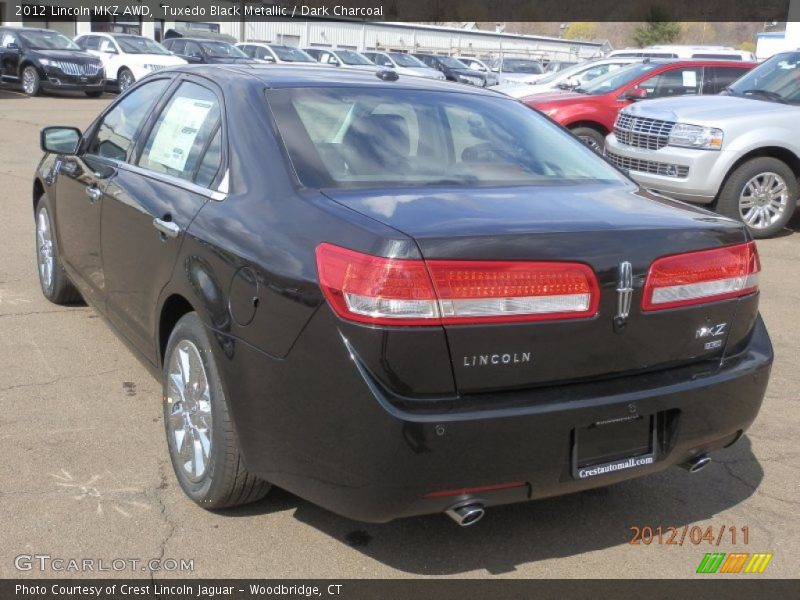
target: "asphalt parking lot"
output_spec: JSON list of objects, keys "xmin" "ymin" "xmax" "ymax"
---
[{"xmin": 1, "ymin": 88, "xmax": 798, "ymax": 579}]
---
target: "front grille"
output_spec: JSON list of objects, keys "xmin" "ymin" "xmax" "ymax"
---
[
  {"xmin": 606, "ymin": 151, "xmax": 689, "ymax": 178},
  {"xmin": 50, "ymin": 61, "xmax": 103, "ymax": 77},
  {"xmin": 614, "ymin": 113, "xmax": 676, "ymax": 150}
]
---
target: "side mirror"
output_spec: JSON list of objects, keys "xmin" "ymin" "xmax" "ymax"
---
[
  {"xmin": 6, "ymin": 42, "xmax": 19, "ymax": 50},
  {"xmin": 263, "ymin": 56, "xmax": 275, "ymax": 63},
  {"xmin": 41, "ymin": 126, "xmax": 81, "ymax": 155},
  {"xmin": 186, "ymin": 55, "xmax": 203, "ymax": 63},
  {"xmin": 621, "ymin": 87, "xmax": 648, "ymax": 101},
  {"xmin": 491, "ymin": 67, "xmax": 500, "ymax": 72}
]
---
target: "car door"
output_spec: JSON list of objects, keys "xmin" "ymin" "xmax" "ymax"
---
[
  {"xmin": 636, "ymin": 65, "xmax": 704, "ymax": 99},
  {"xmin": 54, "ymin": 78, "xmax": 171, "ymax": 307},
  {"xmin": 101, "ymin": 76, "xmax": 226, "ymax": 361},
  {"xmin": 97, "ymin": 36, "xmax": 123, "ymax": 78},
  {"xmin": 0, "ymin": 30, "xmax": 21, "ymax": 80}
]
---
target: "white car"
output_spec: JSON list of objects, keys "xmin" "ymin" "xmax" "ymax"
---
[
  {"xmin": 362, "ymin": 51, "xmax": 445, "ymax": 80},
  {"xmin": 490, "ymin": 57, "xmax": 546, "ymax": 85},
  {"xmin": 496, "ymin": 57, "xmax": 643, "ymax": 99},
  {"xmin": 452, "ymin": 56, "xmax": 499, "ymax": 86},
  {"xmin": 235, "ymin": 43, "xmax": 319, "ymax": 65},
  {"xmin": 74, "ymin": 33, "xmax": 186, "ymax": 92},
  {"xmin": 304, "ymin": 48, "xmax": 381, "ymax": 72}
]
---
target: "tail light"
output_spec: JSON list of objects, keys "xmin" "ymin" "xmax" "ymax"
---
[
  {"xmin": 642, "ymin": 241, "xmax": 760, "ymax": 311},
  {"xmin": 316, "ymin": 243, "xmax": 599, "ymax": 326}
]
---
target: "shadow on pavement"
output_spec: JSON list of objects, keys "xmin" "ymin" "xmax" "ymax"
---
[{"xmin": 219, "ymin": 436, "xmax": 762, "ymax": 575}]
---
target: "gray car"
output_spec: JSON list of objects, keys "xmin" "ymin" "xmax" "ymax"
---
[
  {"xmin": 363, "ymin": 51, "xmax": 445, "ymax": 80},
  {"xmin": 606, "ymin": 52, "xmax": 800, "ymax": 238}
]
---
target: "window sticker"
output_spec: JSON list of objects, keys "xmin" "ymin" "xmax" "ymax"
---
[
  {"xmin": 682, "ymin": 70, "xmax": 698, "ymax": 87},
  {"xmin": 147, "ymin": 97, "xmax": 214, "ymax": 172}
]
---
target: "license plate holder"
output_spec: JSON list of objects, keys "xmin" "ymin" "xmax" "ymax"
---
[{"xmin": 572, "ymin": 415, "xmax": 657, "ymax": 480}]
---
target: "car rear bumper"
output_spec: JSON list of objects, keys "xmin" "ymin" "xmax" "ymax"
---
[
  {"xmin": 215, "ymin": 311, "xmax": 772, "ymax": 523},
  {"xmin": 605, "ymin": 133, "xmax": 739, "ymax": 204}
]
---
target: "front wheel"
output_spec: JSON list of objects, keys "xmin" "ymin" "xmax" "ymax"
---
[
  {"xmin": 571, "ymin": 126, "xmax": 605, "ymax": 153},
  {"xmin": 163, "ymin": 313, "xmax": 271, "ymax": 509},
  {"xmin": 21, "ymin": 66, "xmax": 41, "ymax": 96},
  {"xmin": 35, "ymin": 195, "xmax": 82, "ymax": 304},
  {"xmin": 716, "ymin": 157, "xmax": 798, "ymax": 238},
  {"xmin": 117, "ymin": 68, "xmax": 135, "ymax": 93}
]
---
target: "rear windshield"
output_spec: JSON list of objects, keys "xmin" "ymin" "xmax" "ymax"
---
[
  {"xmin": 272, "ymin": 45, "xmax": 315, "ymax": 62},
  {"xmin": 502, "ymin": 59, "xmax": 544, "ymax": 74},
  {"xmin": 267, "ymin": 87, "xmax": 627, "ymax": 189}
]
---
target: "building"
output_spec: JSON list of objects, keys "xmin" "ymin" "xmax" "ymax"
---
[{"xmin": 0, "ymin": 1, "xmax": 607, "ymax": 61}]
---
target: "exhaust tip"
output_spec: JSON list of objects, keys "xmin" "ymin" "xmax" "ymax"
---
[
  {"xmin": 445, "ymin": 502, "xmax": 485, "ymax": 527},
  {"xmin": 682, "ymin": 454, "xmax": 712, "ymax": 473}
]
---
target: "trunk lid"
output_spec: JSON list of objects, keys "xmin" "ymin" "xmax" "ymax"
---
[{"xmin": 324, "ymin": 184, "xmax": 749, "ymax": 393}]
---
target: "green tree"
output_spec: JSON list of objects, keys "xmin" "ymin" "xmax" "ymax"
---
[
  {"xmin": 564, "ymin": 22, "xmax": 598, "ymax": 41},
  {"xmin": 739, "ymin": 41, "xmax": 756, "ymax": 53},
  {"xmin": 633, "ymin": 8, "xmax": 682, "ymax": 47}
]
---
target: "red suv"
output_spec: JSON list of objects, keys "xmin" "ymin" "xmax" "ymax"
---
[{"xmin": 523, "ymin": 60, "xmax": 756, "ymax": 151}]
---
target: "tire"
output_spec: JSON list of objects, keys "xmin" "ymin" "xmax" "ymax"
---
[
  {"xmin": 117, "ymin": 68, "xmax": 135, "ymax": 93},
  {"xmin": 571, "ymin": 126, "xmax": 605, "ymax": 153},
  {"xmin": 163, "ymin": 312, "xmax": 271, "ymax": 509},
  {"xmin": 716, "ymin": 157, "xmax": 798, "ymax": 239},
  {"xmin": 35, "ymin": 195, "xmax": 83, "ymax": 305},
  {"xmin": 84, "ymin": 91, "xmax": 103, "ymax": 98},
  {"xmin": 21, "ymin": 65, "xmax": 41, "ymax": 96}
]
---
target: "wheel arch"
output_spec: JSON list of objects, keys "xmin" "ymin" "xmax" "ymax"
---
[
  {"xmin": 19, "ymin": 59, "xmax": 44, "ymax": 78},
  {"xmin": 159, "ymin": 294, "xmax": 196, "ymax": 367},
  {"xmin": 33, "ymin": 178, "xmax": 45, "ymax": 215},
  {"xmin": 715, "ymin": 146, "xmax": 800, "ymax": 206},
  {"xmin": 566, "ymin": 120, "xmax": 610, "ymax": 136}
]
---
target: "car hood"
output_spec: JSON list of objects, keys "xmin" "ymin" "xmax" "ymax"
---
[
  {"xmin": 31, "ymin": 49, "xmax": 97, "ymax": 63},
  {"xmin": 450, "ymin": 68, "xmax": 485, "ymax": 79},
  {"xmin": 624, "ymin": 94, "xmax": 797, "ymax": 124},
  {"xmin": 524, "ymin": 90, "xmax": 597, "ymax": 105},
  {"xmin": 501, "ymin": 72, "xmax": 544, "ymax": 82}
]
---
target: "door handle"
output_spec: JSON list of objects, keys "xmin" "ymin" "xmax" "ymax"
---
[
  {"xmin": 153, "ymin": 217, "xmax": 180, "ymax": 239},
  {"xmin": 85, "ymin": 185, "xmax": 102, "ymax": 202}
]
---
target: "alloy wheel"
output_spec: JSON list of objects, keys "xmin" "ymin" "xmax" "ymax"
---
[
  {"xmin": 166, "ymin": 340, "xmax": 213, "ymax": 482},
  {"xmin": 22, "ymin": 68, "xmax": 36, "ymax": 95},
  {"xmin": 739, "ymin": 171, "xmax": 789, "ymax": 230},
  {"xmin": 119, "ymin": 71, "xmax": 134, "ymax": 92},
  {"xmin": 36, "ymin": 207, "xmax": 54, "ymax": 294}
]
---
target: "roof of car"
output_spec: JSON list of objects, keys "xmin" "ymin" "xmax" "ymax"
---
[
  {"xmin": 155, "ymin": 64, "xmax": 499, "ymax": 95},
  {"xmin": 2, "ymin": 26, "xmax": 55, "ymax": 33}
]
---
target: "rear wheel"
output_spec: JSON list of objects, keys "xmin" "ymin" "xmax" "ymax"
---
[
  {"xmin": 717, "ymin": 157, "xmax": 797, "ymax": 238},
  {"xmin": 163, "ymin": 313, "xmax": 271, "ymax": 508},
  {"xmin": 35, "ymin": 195, "xmax": 82, "ymax": 304},
  {"xmin": 117, "ymin": 68, "xmax": 135, "ymax": 93},
  {"xmin": 21, "ymin": 66, "xmax": 41, "ymax": 96},
  {"xmin": 571, "ymin": 126, "xmax": 605, "ymax": 153}
]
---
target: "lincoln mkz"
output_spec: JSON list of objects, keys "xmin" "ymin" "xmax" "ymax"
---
[{"xmin": 33, "ymin": 65, "xmax": 772, "ymax": 526}]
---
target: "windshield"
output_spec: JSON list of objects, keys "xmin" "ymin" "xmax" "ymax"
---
[
  {"xmin": 389, "ymin": 53, "xmax": 426, "ymax": 68},
  {"xmin": 502, "ymin": 59, "xmax": 543, "ymax": 74},
  {"xmin": 438, "ymin": 56, "xmax": 468, "ymax": 69},
  {"xmin": 114, "ymin": 35, "xmax": 170, "ymax": 55},
  {"xmin": 535, "ymin": 60, "xmax": 592, "ymax": 85},
  {"xmin": 199, "ymin": 41, "xmax": 248, "ymax": 58},
  {"xmin": 727, "ymin": 52, "xmax": 800, "ymax": 104},
  {"xmin": 579, "ymin": 62, "xmax": 659, "ymax": 95},
  {"xmin": 19, "ymin": 30, "xmax": 79, "ymax": 51},
  {"xmin": 334, "ymin": 50, "xmax": 373, "ymax": 65},
  {"xmin": 267, "ymin": 87, "xmax": 627, "ymax": 189},
  {"xmin": 271, "ymin": 45, "xmax": 315, "ymax": 62}
]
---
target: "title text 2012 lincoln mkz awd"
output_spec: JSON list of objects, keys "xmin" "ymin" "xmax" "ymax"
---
[{"xmin": 33, "ymin": 65, "xmax": 772, "ymax": 526}]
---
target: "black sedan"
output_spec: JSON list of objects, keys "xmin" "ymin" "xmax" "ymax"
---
[
  {"xmin": 161, "ymin": 37, "xmax": 253, "ymax": 64},
  {"xmin": 33, "ymin": 65, "xmax": 772, "ymax": 525}
]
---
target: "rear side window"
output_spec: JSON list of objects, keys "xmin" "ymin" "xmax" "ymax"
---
[
  {"xmin": 267, "ymin": 87, "xmax": 627, "ymax": 189},
  {"xmin": 87, "ymin": 79, "xmax": 169, "ymax": 161},
  {"xmin": 138, "ymin": 81, "xmax": 222, "ymax": 185},
  {"xmin": 703, "ymin": 67, "xmax": 751, "ymax": 94}
]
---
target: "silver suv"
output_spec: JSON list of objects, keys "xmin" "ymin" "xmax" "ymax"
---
[{"xmin": 605, "ymin": 52, "xmax": 800, "ymax": 238}]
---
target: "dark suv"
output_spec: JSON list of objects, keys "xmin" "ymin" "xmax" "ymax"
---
[
  {"xmin": 0, "ymin": 27, "xmax": 105, "ymax": 97},
  {"xmin": 412, "ymin": 53, "xmax": 487, "ymax": 86}
]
